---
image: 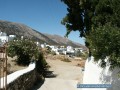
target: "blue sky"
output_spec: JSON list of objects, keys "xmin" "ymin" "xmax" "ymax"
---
[{"xmin": 0, "ymin": 0, "xmax": 85, "ymax": 45}]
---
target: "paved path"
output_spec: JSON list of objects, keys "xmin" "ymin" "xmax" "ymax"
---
[{"xmin": 37, "ymin": 59, "xmax": 83, "ymax": 90}]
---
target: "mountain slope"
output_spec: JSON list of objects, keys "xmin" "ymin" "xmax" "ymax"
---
[
  {"xmin": 0, "ymin": 20, "xmax": 85, "ymax": 48},
  {"xmin": 44, "ymin": 33, "xmax": 84, "ymax": 47}
]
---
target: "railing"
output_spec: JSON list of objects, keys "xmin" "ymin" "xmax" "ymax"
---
[{"xmin": 0, "ymin": 46, "xmax": 7, "ymax": 90}]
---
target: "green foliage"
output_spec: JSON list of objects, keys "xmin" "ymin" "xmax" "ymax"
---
[
  {"xmin": 76, "ymin": 51, "xmax": 88, "ymax": 60},
  {"xmin": 7, "ymin": 39, "xmax": 39, "ymax": 66},
  {"xmin": 46, "ymin": 46, "xmax": 51, "ymax": 54},
  {"xmin": 61, "ymin": 0, "xmax": 84, "ymax": 37},
  {"xmin": 61, "ymin": 0, "xmax": 99, "ymax": 37},
  {"xmin": 61, "ymin": 0, "xmax": 120, "ymax": 36},
  {"xmin": 86, "ymin": 24, "xmax": 120, "ymax": 68},
  {"xmin": 80, "ymin": 52, "xmax": 89, "ymax": 60},
  {"xmin": 36, "ymin": 52, "xmax": 48, "ymax": 74},
  {"xmin": 61, "ymin": 0, "xmax": 120, "ymax": 69},
  {"xmin": 7, "ymin": 39, "xmax": 48, "ymax": 75}
]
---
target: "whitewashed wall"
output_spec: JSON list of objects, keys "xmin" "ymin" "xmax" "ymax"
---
[
  {"xmin": 0, "ymin": 63, "xmax": 35, "ymax": 88},
  {"xmin": 82, "ymin": 57, "xmax": 120, "ymax": 90}
]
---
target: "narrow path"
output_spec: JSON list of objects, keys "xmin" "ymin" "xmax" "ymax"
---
[{"xmin": 37, "ymin": 59, "xmax": 83, "ymax": 90}]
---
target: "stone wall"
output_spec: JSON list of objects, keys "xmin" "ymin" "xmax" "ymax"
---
[
  {"xmin": 0, "ymin": 63, "xmax": 39, "ymax": 90},
  {"xmin": 7, "ymin": 69, "xmax": 37, "ymax": 90}
]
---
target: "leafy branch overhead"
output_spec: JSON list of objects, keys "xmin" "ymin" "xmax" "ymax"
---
[
  {"xmin": 61, "ymin": 0, "xmax": 99, "ymax": 37},
  {"xmin": 61, "ymin": 0, "xmax": 120, "ymax": 69}
]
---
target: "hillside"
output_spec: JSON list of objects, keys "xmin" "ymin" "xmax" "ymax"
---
[{"xmin": 0, "ymin": 20, "xmax": 86, "ymax": 48}]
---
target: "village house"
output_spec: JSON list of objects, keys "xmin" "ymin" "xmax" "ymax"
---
[
  {"xmin": 41, "ymin": 43, "xmax": 47, "ymax": 48},
  {"xmin": 0, "ymin": 32, "xmax": 16, "ymax": 46},
  {"xmin": 40, "ymin": 43, "xmax": 86, "ymax": 57}
]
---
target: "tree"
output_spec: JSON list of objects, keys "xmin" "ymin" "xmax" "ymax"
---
[
  {"xmin": 87, "ymin": 24, "xmax": 120, "ymax": 68},
  {"xmin": 7, "ymin": 39, "xmax": 39, "ymax": 66},
  {"xmin": 61, "ymin": 0, "xmax": 120, "ymax": 69},
  {"xmin": 61, "ymin": 0, "xmax": 99, "ymax": 37}
]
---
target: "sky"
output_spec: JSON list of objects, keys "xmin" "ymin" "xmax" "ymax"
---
[{"xmin": 0, "ymin": 0, "xmax": 85, "ymax": 45}]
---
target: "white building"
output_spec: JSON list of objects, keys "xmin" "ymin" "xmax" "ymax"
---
[
  {"xmin": 0, "ymin": 32, "xmax": 16, "ymax": 46},
  {"xmin": 66, "ymin": 46, "xmax": 75, "ymax": 56},
  {"xmin": 67, "ymin": 46, "xmax": 74, "ymax": 52},
  {"xmin": 49, "ymin": 46, "xmax": 58, "ymax": 51},
  {"xmin": 9, "ymin": 35, "xmax": 16, "ymax": 41},
  {"xmin": 35, "ymin": 41, "xmax": 40, "ymax": 46},
  {"xmin": 0, "ymin": 36, "xmax": 9, "ymax": 43},
  {"xmin": 49, "ymin": 45, "xmax": 59, "ymax": 54},
  {"xmin": 0, "ymin": 32, "xmax": 9, "ymax": 43},
  {"xmin": 75, "ymin": 48, "xmax": 83, "ymax": 52},
  {"xmin": 41, "ymin": 43, "xmax": 47, "ymax": 48},
  {"xmin": 21, "ymin": 36, "xmax": 24, "ymax": 40}
]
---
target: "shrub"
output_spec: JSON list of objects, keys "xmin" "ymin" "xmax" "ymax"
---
[
  {"xmin": 35, "ymin": 52, "xmax": 48, "ymax": 76},
  {"xmin": 51, "ymin": 51, "xmax": 56, "ymax": 55},
  {"xmin": 61, "ymin": 56, "xmax": 71, "ymax": 62},
  {"xmin": 7, "ymin": 39, "xmax": 39, "ymax": 66}
]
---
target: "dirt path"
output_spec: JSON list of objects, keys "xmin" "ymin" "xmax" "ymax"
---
[{"xmin": 37, "ymin": 59, "xmax": 83, "ymax": 90}]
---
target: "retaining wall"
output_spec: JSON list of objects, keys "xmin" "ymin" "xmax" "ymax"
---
[{"xmin": 0, "ymin": 63, "xmax": 37, "ymax": 90}]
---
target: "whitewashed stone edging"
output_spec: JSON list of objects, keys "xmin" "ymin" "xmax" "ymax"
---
[{"xmin": 0, "ymin": 63, "xmax": 35, "ymax": 89}]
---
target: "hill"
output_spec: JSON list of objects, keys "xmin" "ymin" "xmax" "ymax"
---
[{"xmin": 0, "ymin": 20, "xmax": 86, "ymax": 48}]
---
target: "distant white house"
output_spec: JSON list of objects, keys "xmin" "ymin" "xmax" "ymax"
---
[
  {"xmin": 21, "ymin": 36, "xmax": 24, "ymax": 40},
  {"xmin": 0, "ymin": 36, "xmax": 9, "ymax": 43},
  {"xmin": 9, "ymin": 35, "xmax": 16, "ymax": 38},
  {"xmin": 49, "ymin": 45, "xmax": 75, "ymax": 55},
  {"xmin": 41, "ymin": 43, "xmax": 47, "ymax": 48},
  {"xmin": 40, "ymin": 44, "xmax": 85, "ymax": 57},
  {"xmin": 75, "ymin": 48, "xmax": 84, "ymax": 53},
  {"xmin": 0, "ymin": 32, "xmax": 9, "ymax": 43},
  {"xmin": 66, "ymin": 46, "xmax": 74, "ymax": 52},
  {"xmin": 57, "ymin": 48, "xmax": 66, "ymax": 55},
  {"xmin": 49, "ymin": 45, "xmax": 59, "ymax": 54},
  {"xmin": 49, "ymin": 46, "xmax": 57, "ymax": 51},
  {"xmin": 9, "ymin": 35, "xmax": 16, "ymax": 41},
  {"xmin": 35, "ymin": 41, "xmax": 40, "ymax": 46},
  {"xmin": 66, "ymin": 46, "xmax": 75, "ymax": 56},
  {"xmin": 0, "ymin": 32, "xmax": 16, "ymax": 46}
]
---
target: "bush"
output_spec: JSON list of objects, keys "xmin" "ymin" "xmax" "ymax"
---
[
  {"xmin": 35, "ymin": 52, "xmax": 48, "ymax": 76},
  {"xmin": 61, "ymin": 56, "xmax": 71, "ymax": 62},
  {"xmin": 7, "ymin": 39, "xmax": 39, "ymax": 66},
  {"xmin": 81, "ymin": 52, "xmax": 89, "ymax": 60}
]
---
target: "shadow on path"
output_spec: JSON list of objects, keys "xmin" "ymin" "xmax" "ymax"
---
[
  {"xmin": 31, "ymin": 70, "xmax": 57, "ymax": 90},
  {"xmin": 44, "ymin": 71, "xmax": 57, "ymax": 78},
  {"xmin": 31, "ymin": 80, "xmax": 44, "ymax": 90}
]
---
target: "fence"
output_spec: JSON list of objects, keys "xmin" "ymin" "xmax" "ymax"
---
[{"xmin": 0, "ymin": 46, "xmax": 7, "ymax": 90}]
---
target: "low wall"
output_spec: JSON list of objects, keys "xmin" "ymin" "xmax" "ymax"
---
[
  {"xmin": 82, "ymin": 57, "xmax": 120, "ymax": 90},
  {"xmin": 0, "ymin": 63, "xmax": 38, "ymax": 90},
  {"xmin": 7, "ymin": 69, "xmax": 36, "ymax": 90}
]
